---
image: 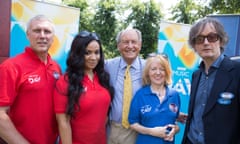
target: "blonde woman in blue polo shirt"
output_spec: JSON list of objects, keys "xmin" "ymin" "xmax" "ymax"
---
[{"xmin": 128, "ymin": 54, "xmax": 180, "ymax": 144}]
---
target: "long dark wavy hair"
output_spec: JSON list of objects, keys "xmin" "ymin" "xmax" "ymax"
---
[{"xmin": 65, "ymin": 31, "xmax": 114, "ymax": 117}]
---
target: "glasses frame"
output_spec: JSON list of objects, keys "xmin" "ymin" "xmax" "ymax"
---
[
  {"xmin": 193, "ymin": 33, "xmax": 220, "ymax": 44},
  {"xmin": 78, "ymin": 30, "xmax": 99, "ymax": 41}
]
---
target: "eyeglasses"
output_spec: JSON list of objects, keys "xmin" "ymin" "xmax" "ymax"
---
[
  {"xmin": 78, "ymin": 30, "xmax": 99, "ymax": 40},
  {"xmin": 194, "ymin": 33, "xmax": 220, "ymax": 44},
  {"xmin": 147, "ymin": 53, "xmax": 168, "ymax": 60}
]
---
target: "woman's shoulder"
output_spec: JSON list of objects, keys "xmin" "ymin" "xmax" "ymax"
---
[
  {"xmin": 167, "ymin": 87, "xmax": 179, "ymax": 96},
  {"xmin": 135, "ymin": 85, "xmax": 151, "ymax": 96}
]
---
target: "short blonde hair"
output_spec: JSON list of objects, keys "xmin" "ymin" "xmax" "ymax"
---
[{"xmin": 142, "ymin": 54, "xmax": 172, "ymax": 86}]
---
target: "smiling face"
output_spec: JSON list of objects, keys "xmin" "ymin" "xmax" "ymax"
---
[
  {"xmin": 27, "ymin": 19, "xmax": 54, "ymax": 55},
  {"xmin": 84, "ymin": 40, "xmax": 101, "ymax": 73},
  {"xmin": 148, "ymin": 60, "xmax": 166, "ymax": 87},
  {"xmin": 142, "ymin": 55, "xmax": 172, "ymax": 86},
  {"xmin": 193, "ymin": 23, "xmax": 222, "ymax": 62},
  {"xmin": 117, "ymin": 29, "xmax": 142, "ymax": 65}
]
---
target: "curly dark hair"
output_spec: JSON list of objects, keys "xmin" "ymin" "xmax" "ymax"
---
[{"xmin": 65, "ymin": 31, "xmax": 114, "ymax": 116}]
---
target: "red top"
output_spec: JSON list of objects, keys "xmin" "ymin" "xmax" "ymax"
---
[
  {"xmin": 0, "ymin": 47, "xmax": 61, "ymax": 144},
  {"xmin": 54, "ymin": 73, "xmax": 111, "ymax": 144}
]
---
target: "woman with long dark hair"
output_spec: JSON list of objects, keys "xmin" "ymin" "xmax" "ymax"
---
[{"xmin": 54, "ymin": 30, "xmax": 114, "ymax": 144}]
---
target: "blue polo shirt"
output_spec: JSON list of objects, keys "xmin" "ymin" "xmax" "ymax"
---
[{"xmin": 128, "ymin": 85, "xmax": 180, "ymax": 144}]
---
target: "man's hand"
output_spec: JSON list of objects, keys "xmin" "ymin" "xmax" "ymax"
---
[{"xmin": 177, "ymin": 112, "xmax": 188, "ymax": 124}]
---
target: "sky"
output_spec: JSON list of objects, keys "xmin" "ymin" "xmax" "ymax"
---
[{"xmin": 159, "ymin": 0, "xmax": 177, "ymax": 19}]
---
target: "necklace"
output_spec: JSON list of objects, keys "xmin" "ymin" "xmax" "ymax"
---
[{"xmin": 150, "ymin": 86, "xmax": 165, "ymax": 98}]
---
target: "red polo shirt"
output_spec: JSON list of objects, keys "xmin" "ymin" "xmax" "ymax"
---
[
  {"xmin": 54, "ymin": 73, "xmax": 111, "ymax": 144},
  {"xmin": 0, "ymin": 47, "xmax": 61, "ymax": 144}
]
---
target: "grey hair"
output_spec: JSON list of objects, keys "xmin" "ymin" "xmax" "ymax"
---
[
  {"xmin": 116, "ymin": 28, "xmax": 142, "ymax": 44},
  {"xmin": 26, "ymin": 15, "xmax": 55, "ymax": 33}
]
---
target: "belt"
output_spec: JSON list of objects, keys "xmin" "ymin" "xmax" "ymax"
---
[{"xmin": 111, "ymin": 121, "xmax": 123, "ymax": 128}]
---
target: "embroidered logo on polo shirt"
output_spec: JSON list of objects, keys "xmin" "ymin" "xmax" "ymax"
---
[
  {"xmin": 28, "ymin": 75, "xmax": 41, "ymax": 84},
  {"xmin": 53, "ymin": 71, "xmax": 60, "ymax": 79},
  {"xmin": 169, "ymin": 103, "xmax": 178, "ymax": 113},
  {"xmin": 140, "ymin": 105, "xmax": 152, "ymax": 114}
]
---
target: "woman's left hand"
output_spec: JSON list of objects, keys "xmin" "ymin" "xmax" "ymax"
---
[{"xmin": 163, "ymin": 124, "xmax": 179, "ymax": 141}]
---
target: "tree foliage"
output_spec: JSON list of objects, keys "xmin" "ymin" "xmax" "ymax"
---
[
  {"xmin": 63, "ymin": 0, "xmax": 163, "ymax": 58},
  {"xmin": 61, "ymin": 0, "xmax": 240, "ymax": 58},
  {"xmin": 93, "ymin": 0, "xmax": 119, "ymax": 58},
  {"xmin": 62, "ymin": 0, "xmax": 95, "ymax": 31},
  {"xmin": 170, "ymin": 0, "xmax": 240, "ymax": 24},
  {"xmin": 127, "ymin": 0, "xmax": 162, "ymax": 58},
  {"xmin": 209, "ymin": 0, "xmax": 240, "ymax": 13},
  {"xmin": 170, "ymin": 0, "xmax": 208, "ymax": 24},
  {"xmin": 62, "ymin": 0, "xmax": 240, "ymax": 58}
]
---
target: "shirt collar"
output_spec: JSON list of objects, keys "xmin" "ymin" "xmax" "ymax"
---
[
  {"xmin": 120, "ymin": 56, "xmax": 141, "ymax": 70},
  {"xmin": 213, "ymin": 54, "xmax": 224, "ymax": 68},
  {"xmin": 25, "ymin": 47, "xmax": 53, "ymax": 65},
  {"xmin": 199, "ymin": 54, "xmax": 224, "ymax": 70},
  {"xmin": 145, "ymin": 85, "xmax": 171, "ymax": 97}
]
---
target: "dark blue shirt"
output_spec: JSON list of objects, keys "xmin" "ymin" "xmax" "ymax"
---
[{"xmin": 187, "ymin": 54, "xmax": 224, "ymax": 144}]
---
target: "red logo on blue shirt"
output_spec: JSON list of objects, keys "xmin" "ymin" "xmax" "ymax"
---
[{"xmin": 169, "ymin": 103, "xmax": 178, "ymax": 113}]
